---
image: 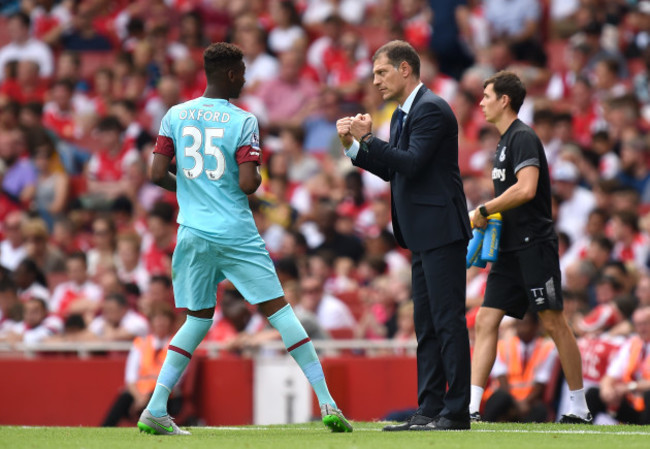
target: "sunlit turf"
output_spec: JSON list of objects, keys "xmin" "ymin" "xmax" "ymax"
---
[{"xmin": 3, "ymin": 421, "xmax": 650, "ymax": 449}]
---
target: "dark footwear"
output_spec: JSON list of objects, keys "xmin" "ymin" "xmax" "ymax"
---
[
  {"xmin": 383, "ymin": 414, "xmax": 434, "ymax": 431},
  {"xmin": 559, "ymin": 413, "xmax": 593, "ymax": 424},
  {"xmin": 411, "ymin": 416, "xmax": 471, "ymax": 431},
  {"xmin": 470, "ymin": 412, "xmax": 482, "ymax": 423}
]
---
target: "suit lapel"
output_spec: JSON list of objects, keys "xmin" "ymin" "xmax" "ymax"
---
[{"xmin": 392, "ymin": 85, "xmax": 428, "ymax": 147}]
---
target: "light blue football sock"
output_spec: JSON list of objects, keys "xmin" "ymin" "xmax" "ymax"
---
[
  {"xmin": 146, "ymin": 314, "xmax": 213, "ymax": 417},
  {"xmin": 268, "ymin": 304, "xmax": 336, "ymax": 408}
]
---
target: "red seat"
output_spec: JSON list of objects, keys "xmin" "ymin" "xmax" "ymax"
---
[
  {"xmin": 328, "ymin": 328, "xmax": 355, "ymax": 339},
  {"xmin": 336, "ymin": 290, "xmax": 364, "ymax": 321}
]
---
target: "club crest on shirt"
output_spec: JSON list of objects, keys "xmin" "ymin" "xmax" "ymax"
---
[{"xmin": 499, "ymin": 146, "xmax": 507, "ymax": 162}]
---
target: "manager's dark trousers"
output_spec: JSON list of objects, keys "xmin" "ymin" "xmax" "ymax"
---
[{"xmin": 411, "ymin": 239, "xmax": 470, "ymax": 421}]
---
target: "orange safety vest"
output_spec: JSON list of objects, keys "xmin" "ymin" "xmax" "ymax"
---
[
  {"xmin": 495, "ymin": 336, "xmax": 555, "ymax": 401},
  {"xmin": 621, "ymin": 336, "xmax": 650, "ymax": 412},
  {"xmin": 133, "ymin": 335, "xmax": 170, "ymax": 395}
]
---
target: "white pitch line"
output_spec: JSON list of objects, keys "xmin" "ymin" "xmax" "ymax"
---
[
  {"xmin": 13, "ymin": 425, "xmax": 650, "ymax": 436},
  {"xmin": 204, "ymin": 426, "xmax": 650, "ymax": 436}
]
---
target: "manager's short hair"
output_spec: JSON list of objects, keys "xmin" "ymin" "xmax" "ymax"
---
[
  {"xmin": 373, "ymin": 40, "xmax": 420, "ymax": 78},
  {"xmin": 484, "ymin": 71, "xmax": 527, "ymax": 114}
]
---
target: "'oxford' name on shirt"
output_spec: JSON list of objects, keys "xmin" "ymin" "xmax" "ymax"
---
[{"xmin": 178, "ymin": 109, "xmax": 231, "ymax": 122}]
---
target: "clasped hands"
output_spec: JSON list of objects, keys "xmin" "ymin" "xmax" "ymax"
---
[{"xmin": 336, "ymin": 113, "xmax": 373, "ymax": 149}]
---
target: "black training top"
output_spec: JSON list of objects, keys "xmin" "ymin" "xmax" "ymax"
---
[{"xmin": 491, "ymin": 119, "xmax": 556, "ymax": 252}]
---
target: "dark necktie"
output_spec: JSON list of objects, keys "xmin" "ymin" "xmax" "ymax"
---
[{"xmin": 394, "ymin": 108, "xmax": 405, "ymax": 143}]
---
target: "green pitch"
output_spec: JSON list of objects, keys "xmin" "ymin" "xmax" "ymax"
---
[{"xmin": 3, "ymin": 422, "xmax": 650, "ymax": 449}]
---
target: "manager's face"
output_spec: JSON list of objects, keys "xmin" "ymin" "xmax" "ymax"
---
[{"xmin": 372, "ymin": 53, "xmax": 405, "ymax": 102}]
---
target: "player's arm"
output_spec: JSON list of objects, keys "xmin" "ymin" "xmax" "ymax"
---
[
  {"xmin": 150, "ymin": 129, "xmax": 177, "ymax": 192},
  {"xmin": 471, "ymin": 165, "xmax": 538, "ymax": 228},
  {"xmin": 239, "ymin": 161, "xmax": 261, "ymax": 195},
  {"xmin": 237, "ymin": 116, "xmax": 263, "ymax": 195},
  {"xmin": 150, "ymin": 153, "xmax": 177, "ymax": 192}
]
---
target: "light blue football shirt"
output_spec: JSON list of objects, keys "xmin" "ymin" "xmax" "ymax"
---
[{"xmin": 158, "ymin": 97, "xmax": 261, "ymax": 243}]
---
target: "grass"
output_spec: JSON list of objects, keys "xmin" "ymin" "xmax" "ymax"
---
[{"xmin": 3, "ymin": 421, "xmax": 650, "ymax": 449}]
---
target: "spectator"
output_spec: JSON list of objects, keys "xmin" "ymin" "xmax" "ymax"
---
[
  {"xmin": 256, "ymin": 48, "xmax": 320, "ymax": 132},
  {"xmin": 302, "ymin": 87, "xmax": 345, "ymax": 155},
  {"xmin": 299, "ymin": 275, "xmax": 356, "ymax": 331},
  {"xmin": 32, "ymin": 134, "xmax": 69, "ymax": 230},
  {"xmin": 615, "ymin": 136, "xmax": 650, "ymax": 203},
  {"xmin": 87, "ymin": 215, "xmax": 118, "ymax": 278},
  {"xmin": 483, "ymin": 310, "xmax": 558, "ymax": 423},
  {"xmin": 355, "ymin": 275, "xmax": 396, "ymax": 340},
  {"xmin": 0, "ymin": 11, "xmax": 54, "ymax": 82},
  {"xmin": 0, "ymin": 297, "xmax": 63, "ymax": 344},
  {"xmin": 281, "ymin": 125, "xmax": 321, "ymax": 184},
  {"xmin": 0, "ymin": 127, "xmax": 37, "ymax": 205},
  {"xmin": 21, "ymin": 217, "xmax": 66, "ymax": 274},
  {"xmin": 60, "ymin": 3, "xmax": 113, "ymax": 51},
  {"xmin": 144, "ymin": 76, "xmax": 182, "ymax": 136},
  {"xmin": 88, "ymin": 293, "xmax": 148, "ymax": 341},
  {"xmin": 141, "ymin": 202, "xmax": 176, "ymax": 276},
  {"xmin": 311, "ymin": 199, "xmax": 365, "ymax": 263},
  {"xmin": 268, "ymin": 0, "xmax": 306, "ymax": 55},
  {"xmin": 553, "ymin": 160, "xmax": 597, "ymax": 244},
  {"xmin": 116, "ymin": 231, "xmax": 150, "ymax": 294},
  {"xmin": 235, "ymin": 19, "xmax": 279, "ymax": 94},
  {"xmin": 427, "ymin": 0, "xmax": 473, "ymax": 80},
  {"xmin": 84, "ymin": 116, "xmax": 141, "ymax": 209},
  {"xmin": 138, "ymin": 274, "xmax": 174, "ymax": 317},
  {"xmin": 49, "ymin": 252, "xmax": 102, "ymax": 319},
  {"xmin": 0, "ymin": 60, "xmax": 49, "ymax": 105},
  {"xmin": 325, "ymin": 30, "xmax": 372, "ymax": 103},
  {"xmin": 0, "ymin": 210, "xmax": 27, "ymax": 270},
  {"xmin": 587, "ymin": 306, "xmax": 650, "ymax": 424},
  {"xmin": 483, "ymin": 0, "xmax": 545, "ymax": 65},
  {"xmin": 13, "ymin": 257, "xmax": 49, "ymax": 303},
  {"xmin": 42, "ymin": 78, "xmax": 82, "ymax": 141},
  {"xmin": 610, "ymin": 210, "xmax": 650, "ymax": 271},
  {"xmin": 0, "ymin": 278, "xmax": 22, "ymax": 337},
  {"xmin": 206, "ymin": 288, "xmax": 267, "ymax": 353},
  {"xmin": 101, "ymin": 302, "xmax": 181, "ymax": 427},
  {"xmin": 177, "ymin": 11, "xmax": 209, "ymax": 50}
]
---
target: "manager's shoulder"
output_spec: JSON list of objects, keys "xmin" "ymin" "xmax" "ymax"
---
[{"xmin": 420, "ymin": 88, "xmax": 453, "ymax": 112}]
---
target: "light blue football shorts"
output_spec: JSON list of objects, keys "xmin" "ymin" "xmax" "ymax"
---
[{"xmin": 171, "ymin": 225, "xmax": 284, "ymax": 310}]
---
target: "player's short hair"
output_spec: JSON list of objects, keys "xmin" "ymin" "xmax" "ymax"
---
[
  {"xmin": 484, "ymin": 71, "xmax": 526, "ymax": 113},
  {"xmin": 373, "ymin": 40, "xmax": 420, "ymax": 78},
  {"xmin": 203, "ymin": 42, "xmax": 244, "ymax": 79}
]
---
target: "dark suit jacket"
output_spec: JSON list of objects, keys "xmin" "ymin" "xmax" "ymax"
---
[{"xmin": 353, "ymin": 85, "xmax": 471, "ymax": 252}]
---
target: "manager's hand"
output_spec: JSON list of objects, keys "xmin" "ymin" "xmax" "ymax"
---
[
  {"xmin": 350, "ymin": 113, "xmax": 372, "ymax": 141},
  {"xmin": 336, "ymin": 116, "xmax": 354, "ymax": 149}
]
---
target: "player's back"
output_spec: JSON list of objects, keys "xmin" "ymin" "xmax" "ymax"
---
[{"xmin": 161, "ymin": 97, "xmax": 260, "ymax": 242}]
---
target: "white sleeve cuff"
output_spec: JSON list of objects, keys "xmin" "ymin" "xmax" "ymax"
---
[{"xmin": 345, "ymin": 140, "xmax": 360, "ymax": 160}]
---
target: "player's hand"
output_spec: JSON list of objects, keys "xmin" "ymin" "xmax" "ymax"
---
[
  {"xmin": 471, "ymin": 208, "xmax": 488, "ymax": 229},
  {"xmin": 336, "ymin": 117, "xmax": 354, "ymax": 149},
  {"xmin": 350, "ymin": 113, "xmax": 372, "ymax": 140}
]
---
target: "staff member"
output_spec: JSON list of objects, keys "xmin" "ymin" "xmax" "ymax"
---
[
  {"xmin": 337, "ymin": 40, "xmax": 472, "ymax": 431},
  {"xmin": 468, "ymin": 71, "xmax": 591, "ymax": 424}
]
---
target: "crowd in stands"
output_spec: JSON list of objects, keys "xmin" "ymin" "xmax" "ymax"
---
[{"xmin": 0, "ymin": 0, "xmax": 650, "ymax": 424}]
